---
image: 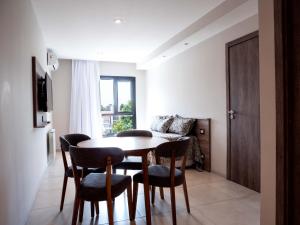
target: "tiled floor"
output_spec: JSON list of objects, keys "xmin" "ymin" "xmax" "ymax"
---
[{"xmin": 26, "ymin": 152, "xmax": 260, "ymax": 225}]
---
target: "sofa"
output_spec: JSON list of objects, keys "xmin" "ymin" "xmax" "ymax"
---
[{"xmin": 149, "ymin": 115, "xmax": 204, "ymax": 169}]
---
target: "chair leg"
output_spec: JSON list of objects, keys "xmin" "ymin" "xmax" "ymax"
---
[
  {"xmin": 151, "ymin": 186, "xmax": 156, "ymax": 205},
  {"xmin": 60, "ymin": 176, "xmax": 68, "ymax": 211},
  {"xmin": 90, "ymin": 201, "xmax": 95, "ymax": 218},
  {"xmin": 95, "ymin": 201, "xmax": 99, "ymax": 215},
  {"xmin": 124, "ymin": 169, "xmax": 127, "ymax": 175},
  {"xmin": 183, "ymin": 180, "xmax": 190, "ymax": 213},
  {"xmin": 132, "ymin": 182, "xmax": 139, "ymax": 219},
  {"xmin": 79, "ymin": 200, "xmax": 84, "ymax": 222},
  {"xmin": 170, "ymin": 186, "xmax": 177, "ymax": 225},
  {"xmin": 127, "ymin": 183, "xmax": 134, "ymax": 221},
  {"xmin": 107, "ymin": 196, "xmax": 114, "ymax": 225},
  {"xmin": 71, "ymin": 195, "xmax": 80, "ymax": 225},
  {"xmin": 159, "ymin": 187, "xmax": 164, "ymax": 200}
]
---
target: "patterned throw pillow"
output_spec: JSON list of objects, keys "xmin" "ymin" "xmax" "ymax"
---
[
  {"xmin": 150, "ymin": 116, "xmax": 173, "ymax": 133},
  {"xmin": 168, "ymin": 116, "xmax": 195, "ymax": 135}
]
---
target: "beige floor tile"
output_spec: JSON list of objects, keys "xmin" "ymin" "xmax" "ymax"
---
[
  {"xmin": 174, "ymin": 210, "xmax": 217, "ymax": 225},
  {"xmin": 38, "ymin": 176, "xmax": 73, "ymax": 192},
  {"xmin": 207, "ymin": 181, "xmax": 258, "ymax": 198},
  {"xmin": 32, "ymin": 185, "xmax": 75, "ymax": 210},
  {"xmin": 135, "ymin": 192, "xmax": 186, "ymax": 217},
  {"xmin": 172, "ymin": 184, "xmax": 234, "ymax": 208},
  {"xmin": 237, "ymin": 194, "xmax": 261, "ymax": 211},
  {"xmin": 185, "ymin": 171, "xmax": 226, "ymax": 187},
  {"xmin": 27, "ymin": 204, "xmax": 73, "ymax": 225},
  {"xmin": 195, "ymin": 197, "xmax": 260, "ymax": 225},
  {"xmin": 149, "ymin": 209, "xmax": 216, "ymax": 225}
]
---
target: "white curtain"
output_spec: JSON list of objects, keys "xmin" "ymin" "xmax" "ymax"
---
[{"xmin": 69, "ymin": 60, "xmax": 102, "ymax": 138}]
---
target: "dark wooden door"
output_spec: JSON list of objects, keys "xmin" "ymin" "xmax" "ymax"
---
[{"xmin": 226, "ymin": 31, "xmax": 260, "ymax": 192}]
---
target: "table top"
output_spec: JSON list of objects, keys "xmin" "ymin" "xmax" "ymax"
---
[{"xmin": 77, "ymin": 136, "xmax": 168, "ymax": 155}]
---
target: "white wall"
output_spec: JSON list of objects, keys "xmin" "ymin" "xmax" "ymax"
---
[
  {"xmin": 0, "ymin": 0, "xmax": 49, "ymax": 224},
  {"xmin": 52, "ymin": 60, "xmax": 146, "ymax": 148},
  {"xmin": 145, "ymin": 15, "xmax": 258, "ymax": 176},
  {"xmin": 259, "ymin": 0, "xmax": 276, "ymax": 224},
  {"xmin": 52, "ymin": 60, "xmax": 72, "ymax": 148}
]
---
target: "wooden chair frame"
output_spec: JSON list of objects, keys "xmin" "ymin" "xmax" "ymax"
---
[
  {"xmin": 132, "ymin": 138, "xmax": 191, "ymax": 225},
  {"xmin": 59, "ymin": 134, "xmax": 99, "ymax": 216},
  {"xmin": 70, "ymin": 147, "xmax": 133, "ymax": 225}
]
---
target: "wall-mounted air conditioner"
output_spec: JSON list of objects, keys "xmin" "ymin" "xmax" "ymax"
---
[{"xmin": 47, "ymin": 49, "xmax": 59, "ymax": 71}]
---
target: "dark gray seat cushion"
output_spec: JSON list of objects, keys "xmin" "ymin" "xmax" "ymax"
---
[
  {"xmin": 65, "ymin": 166, "xmax": 105, "ymax": 177},
  {"xmin": 79, "ymin": 173, "xmax": 131, "ymax": 201},
  {"xmin": 114, "ymin": 156, "xmax": 143, "ymax": 170},
  {"xmin": 133, "ymin": 165, "xmax": 184, "ymax": 187}
]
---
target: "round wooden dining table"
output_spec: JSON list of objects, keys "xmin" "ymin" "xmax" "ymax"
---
[{"xmin": 77, "ymin": 136, "xmax": 168, "ymax": 225}]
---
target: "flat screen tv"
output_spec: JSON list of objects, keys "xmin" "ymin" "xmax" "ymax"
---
[
  {"xmin": 45, "ymin": 73, "xmax": 53, "ymax": 111},
  {"xmin": 37, "ymin": 73, "xmax": 53, "ymax": 112},
  {"xmin": 32, "ymin": 57, "xmax": 53, "ymax": 128}
]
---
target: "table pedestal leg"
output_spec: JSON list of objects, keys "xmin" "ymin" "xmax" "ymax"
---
[{"xmin": 142, "ymin": 154, "xmax": 151, "ymax": 225}]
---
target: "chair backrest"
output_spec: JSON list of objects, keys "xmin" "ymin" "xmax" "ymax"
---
[
  {"xmin": 155, "ymin": 137, "xmax": 191, "ymax": 177},
  {"xmin": 69, "ymin": 146, "xmax": 125, "ymax": 193},
  {"xmin": 116, "ymin": 129, "xmax": 153, "ymax": 137},
  {"xmin": 155, "ymin": 137, "xmax": 191, "ymax": 158},
  {"xmin": 59, "ymin": 133, "xmax": 91, "ymax": 171},
  {"xmin": 60, "ymin": 133, "xmax": 91, "ymax": 152},
  {"xmin": 69, "ymin": 146, "xmax": 124, "ymax": 169}
]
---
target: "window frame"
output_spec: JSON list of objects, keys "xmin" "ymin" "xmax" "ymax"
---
[{"xmin": 100, "ymin": 75, "xmax": 137, "ymax": 129}]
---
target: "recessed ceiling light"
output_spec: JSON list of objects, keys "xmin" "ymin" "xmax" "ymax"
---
[{"xmin": 114, "ymin": 18, "xmax": 124, "ymax": 24}]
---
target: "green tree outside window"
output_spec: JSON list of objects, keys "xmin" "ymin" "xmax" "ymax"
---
[{"xmin": 112, "ymin": 101, "xmax": 133, "ymax": 133}]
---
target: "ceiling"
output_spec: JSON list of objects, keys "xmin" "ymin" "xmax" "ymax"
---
[
  {"xmin": 31, "ymin": 0, "xmax": 227, "ymax": 63},
  {"xmin": 31, "ymin": 0, "xmax": 257, "ymax": 66}
]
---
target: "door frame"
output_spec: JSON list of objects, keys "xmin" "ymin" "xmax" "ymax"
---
[
  {"xmin": 225, "ymin": 31, "xmax": 259, "ymax": 180},
  {"xmin": 274, "ymin": 0, "xmax": 300, "ymax": 224}
]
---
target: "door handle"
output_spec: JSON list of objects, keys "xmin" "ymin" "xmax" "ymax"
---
[{"xmin": 228, "ymin": 110, "xmax": 236, "ymax": 120}]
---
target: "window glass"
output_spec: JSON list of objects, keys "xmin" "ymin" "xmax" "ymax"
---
[
  {"xmin": 118, "ymin": 81, "xmax": 132, "ymax": 112},
  {"xmin": 100, "ymin": 79, "xmax": 114, "ymax": 113}
]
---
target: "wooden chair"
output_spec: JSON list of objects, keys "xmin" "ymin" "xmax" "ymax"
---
[
  {"xmin": 132, "ymin": 137, "xmax": 191, "ymax": 225},
  {"xmin": 113, "ymin": 130, "xmax": 152, "ymax": 175},
  {"xmin": 69, "ymin": 146, "xmax": 133, "ymax": 225},
  {"xmin": 59, "ymin": 134, "xmax": 103, "ymax": 216}
]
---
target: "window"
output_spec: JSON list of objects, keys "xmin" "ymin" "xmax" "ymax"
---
[{"xmin": 100, "ymin": 76, "xmax": 136, "ymax": 136}]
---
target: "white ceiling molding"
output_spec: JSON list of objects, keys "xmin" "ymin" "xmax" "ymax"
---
[{"xmin": 137, "ymin": 0, "xmax": 258, "ymax": 70}]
